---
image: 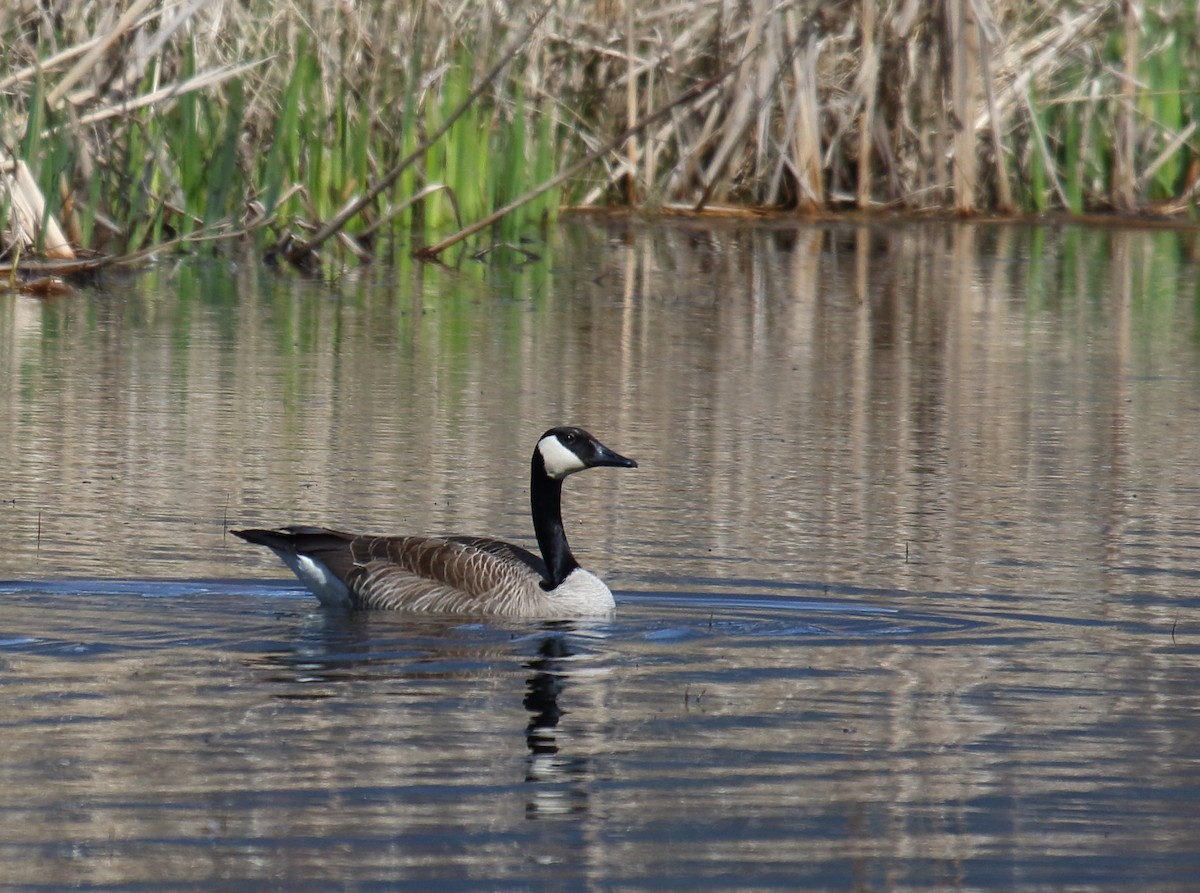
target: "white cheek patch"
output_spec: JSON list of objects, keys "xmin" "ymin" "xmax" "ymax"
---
[{"xmin": 538, "ymin": 434, "xmax": 587, "ymax": 479}]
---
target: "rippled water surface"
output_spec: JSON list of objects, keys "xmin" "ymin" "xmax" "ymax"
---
[{"xmin": 2, "ymin": 221, "xmax": 1200, "ymax": 890}]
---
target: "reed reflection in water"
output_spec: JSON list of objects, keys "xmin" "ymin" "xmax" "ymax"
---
[{"xmin": 1, "ymin": 221, "xmax": 1199, "ymax": 891}]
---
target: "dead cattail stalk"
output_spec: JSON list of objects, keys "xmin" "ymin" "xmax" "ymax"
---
[
  {"xmin": 921, "ymin": 20, "xmax": 947, "ymax": 208},
  {"xmin": 947, "ymin": 0, "xmax": 979, "ymax": 214},
  {"xmin": 855, "ymin": 0, "xmax": 877, "ymax": 209},
  {"xmin": 625, "ymin": 0, "xmax": 639, "ymax": 205},
  {"xmin": 1021, "ymin": 86, "xmax": 1071, "ymax": 209},
  {"xmin": 2, "ymin": 160, "xmax": 75, "ymax": 259},
  {"xmin": 975, "ymin": 8, "xmax": 1013, "ymax": 213},
  {"xmin": 784, "ymin": 9, "xmax": 823, "ymax": 212},
  {"xmin": 45, "ymin": 0, "xmax": 158, "ymax": 109},
  {"xmin": 1115, "ymin": 0, "xmax": 1142, "ymax": 210},
  {"xmin": 694, "ymin": 0, "xmax": 772, "ymax": 210}
]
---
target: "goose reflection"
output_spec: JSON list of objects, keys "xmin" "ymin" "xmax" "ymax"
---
[
  {"xmin": 246, "ymin": 612, "xmax": 602, "ymax": 822},
  {"xmin": 523, "ymin": 629, "xmax": 594, "ymax": 819}
]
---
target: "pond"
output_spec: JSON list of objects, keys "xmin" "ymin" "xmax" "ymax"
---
[{"xmin": 1, "ymin": 220, "xmax": 1199, "ymax": 891}]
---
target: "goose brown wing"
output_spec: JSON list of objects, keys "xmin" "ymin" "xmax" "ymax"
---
[
  {"xmin": 344, "ymin": 534, "xmax": 547, "ymax": 612},
  {"xmin": 444, "ymin": 535, "xmax": 547, "ymax": 576}
]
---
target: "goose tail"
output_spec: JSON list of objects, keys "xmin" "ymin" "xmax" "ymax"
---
[{"xmin": 234, "ymin": 527, "xmax": 354, "ymax": 610}]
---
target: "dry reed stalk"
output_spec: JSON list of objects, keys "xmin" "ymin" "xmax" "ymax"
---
[
  {"xmin": 948, "ymin": 0, "xmax": 979, "ymax": 214},
  {"xmin": 926, "ymin": 20, "xmax": 949, "ymax": 208},
  {"xmin": 978, "ymin": 6, "xmax": 1105, "ymax": 131},
  {"xmin": 693, "ymin": 0, "xmax": 775, "ymax": 210},
  {"xmin": 643, "ymin": 38, "xmax": 658, "ymax": 200},
  {"xmin": 74, "ymin": 61, "xmax": 262, "ymax": 127},
  {"xmin": 1115, "ymin": 0, "xmax": 1141, "ymax": 210},
  {"xmin": 1140, "ymin": 122, "xmax": 1197, "ymax": 199},
  {"xmin": 0, "ymin": 34, "xmax": 102, "ymax": 91},
  {"xmin": 1020, "ymin": 85, "xmax": 1070, "ymax": 210},
  {"xmin": 625, "ymin": 0, "xmax": 639, "ymax": 205},
  {"xmin": 777, "ymin": 17, "xmax": 822, "ymax": 211},
  {"xmin": 855, "ymin": 0, "xmax": 877, "ymax": 209},
  {"xmin": 974, "ymin": 6, "xmax": 1013, "ymax": 213},
  {"xmin": 45, "ymin": 0, "xmax": 157, "ymax": 108},
  {"xmin": 1, "ymin": 159, "xmax": 75, "ymax": 259}
]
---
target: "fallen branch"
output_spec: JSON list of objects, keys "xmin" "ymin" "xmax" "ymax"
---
[
  {"xmin": 75, "ymin": 60, "xmax": 265, "ymax": 127},
  {"xmin": 0, "ymin": 212, "xmax": 274, "ymax": 285}
]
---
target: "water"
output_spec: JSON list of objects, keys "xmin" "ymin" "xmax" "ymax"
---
[{"xmin": 2, "ymin": 222, "xmax": 1200, "ymax": 890}]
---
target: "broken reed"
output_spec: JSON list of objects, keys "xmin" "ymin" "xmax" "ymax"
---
[{"xmin": 1, "ymin": 0, "xmax": 1198, "ymax": 267}]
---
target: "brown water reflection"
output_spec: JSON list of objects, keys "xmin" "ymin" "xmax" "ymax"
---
[
  {"xmin": 3, "ymin": 225, "xmax": 1197, "ymax": 606},
  {"xmin": 2, "ymin": 222, "xmax": 1200, "ymax": 891},
  {"xmin": 4, "ymin": 224, "xmax": 1200, "ymax": 610}
]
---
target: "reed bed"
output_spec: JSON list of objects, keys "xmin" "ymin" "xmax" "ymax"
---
[{"xmin": 1, "ymin": 0, "xmax": 1197, "ymax": 278}]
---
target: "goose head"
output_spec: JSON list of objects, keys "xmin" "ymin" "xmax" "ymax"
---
[{"xmin": 534, "ymin": 426, "xmax": 637, "ymax": 480}]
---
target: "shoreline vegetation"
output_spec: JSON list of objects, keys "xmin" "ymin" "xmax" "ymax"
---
[{"xmin": 1, "ymin": 0, "xmax": 1197, "ymax": 288}]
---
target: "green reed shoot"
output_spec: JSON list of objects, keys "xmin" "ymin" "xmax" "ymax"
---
[{"xmin": 262, "ymin": 38, "xmax": 312, "ymax": 224}]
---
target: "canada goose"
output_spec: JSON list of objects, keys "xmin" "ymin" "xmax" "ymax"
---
[{"xmin": 234, "ymin": 426, "xmax": 636, "ymax": 617}]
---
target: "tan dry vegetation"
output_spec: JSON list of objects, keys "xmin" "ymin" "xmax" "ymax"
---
[{"xmin": 0, "ymin": 0, "xmax": 1197, "ymax": 277}]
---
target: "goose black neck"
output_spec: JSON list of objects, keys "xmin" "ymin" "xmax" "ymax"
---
[{"xmin": 531, "ymin": 455, "xmax": 579, "ymax": 590}]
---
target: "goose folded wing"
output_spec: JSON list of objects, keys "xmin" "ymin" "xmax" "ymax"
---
[{"xmin": 344, "ymin": 535, "xmax": 547, "ymax": 612}]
